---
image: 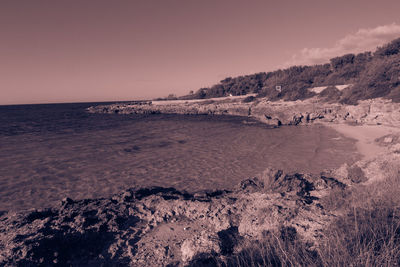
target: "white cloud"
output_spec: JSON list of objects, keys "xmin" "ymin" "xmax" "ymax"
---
[{"xmin": 286, "ymin": 23, "xmax": 400, "ymax": 67}]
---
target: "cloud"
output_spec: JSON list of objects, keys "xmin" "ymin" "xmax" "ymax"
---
[{"xmin": 286, "ymin": 23, "xmax": 400, "ymax": 67}]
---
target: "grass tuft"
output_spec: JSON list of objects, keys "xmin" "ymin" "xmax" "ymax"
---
[{"xmin": 192, "ymin": 168, "xmax": 400, "ymax": 267}]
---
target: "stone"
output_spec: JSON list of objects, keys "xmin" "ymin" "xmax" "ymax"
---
[{"xmin": 180, "ymin": 231, "xmax": 221, "ymax": 263}]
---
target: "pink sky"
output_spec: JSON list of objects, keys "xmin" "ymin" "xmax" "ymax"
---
[{"xmin": 1, "ymin": 0, "xmax": 400, "ymax": 105}]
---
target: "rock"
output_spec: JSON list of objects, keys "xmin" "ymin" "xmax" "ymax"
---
[
  {"xmin": 290, "ymin": 114, "xmax": 304, "ymax": 125},
  {"xmin": 347, "ymin": 165, "xmax": 367, "ymax": 183},
  {"xmin": 87, "ymin": 97, "xmax": 400, "ymax": 129},
  {"xmin": 384, "ymin": 137, "xmax": 393, "ymax": 143},
  {"xmin": 238, "ymin": 177, "xmax": 264, "ymax": 192},
  {"xmin": 390, "ymin": 143, "xmax": 400, "ymax": 153},
  {"xmin": 180, "ymin": 231, "xmax": 221, "ymax": 263},
  {"xmin": 0, "ymin": 160, "xmax": 393, "ymax": 266},
  {"xmin": 61, "ymin": 197, "xmax": 74, "ymax": 206}
]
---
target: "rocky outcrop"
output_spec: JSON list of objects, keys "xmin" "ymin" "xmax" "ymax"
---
[
  {"xmin": 87, "ymin": 97, "xmax": 400, "ymax": 128},
  {"xmin": 0, "ymin": 169, "xmax": 349, "ymax": 266}
]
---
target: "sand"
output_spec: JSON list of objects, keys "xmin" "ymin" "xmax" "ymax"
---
[{"xmin": 323, "ymin": 123, "xmax": 400, "ymax": 160}]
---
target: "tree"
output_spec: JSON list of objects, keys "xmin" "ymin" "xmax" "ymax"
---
[{"xmin": 166, "ymin": 94, "xmax": 178, "ymax": 100}]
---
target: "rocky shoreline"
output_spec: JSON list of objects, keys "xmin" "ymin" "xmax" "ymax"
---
[
  {"xmin": 0, "ymin": 167, "xmax": 362, "ymax": 266},
  {"xmin": 2, "ymin": 97, "xmax": 400, "ymax": 266},
  {"xmin": 87, "ymin": 96, "xmax": 400, "ymax": 128}
]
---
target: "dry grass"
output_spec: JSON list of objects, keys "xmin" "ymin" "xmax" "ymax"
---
[
  {"xmin": 318, "ymin": 206, "xmax": 400, "ymax": 266},
  {"xmin": 189, "ymin": 228, "xmax": 322, "ymax": 266},
  {"xmin": 317, "ymin": 166, "xmax": 400, "ymax": 266},
  {"xmin": 221, "ymin": 229, "xmax": 322, "ymax": 267},
  {"xmin": 189, "ymin": 167, "xmax": 400, "ymax": 267}
]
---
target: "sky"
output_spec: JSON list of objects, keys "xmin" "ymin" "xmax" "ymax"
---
[{"xmin": 1, "ymin": 0, "xmax": 400, "ymax": 105}]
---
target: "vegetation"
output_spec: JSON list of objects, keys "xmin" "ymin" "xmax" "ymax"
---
[
  {"xmin": 181, "ymin": 37, "xmax": 400, "ymax": 104},
  {"xmin": 154, "ymin": 93, "xmax": 178, "ymax": 101},
  {"xmin": 188, "ymin": 165, "xmax": 400, "ymax": 266}
]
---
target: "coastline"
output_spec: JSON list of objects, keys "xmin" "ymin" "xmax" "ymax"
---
[
  {"xmin": 2, "ymin": 96, "xmax": 400, "ymax": 265},
  {"xmin": 88, "ymin": 95, "xmax": 400, "ymax": 162},
  {"xmin": 321, "ymin": 123, "xmax": 400, "ymax": 160}
]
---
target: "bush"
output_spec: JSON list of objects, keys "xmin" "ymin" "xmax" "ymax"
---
[
  {"xmin": 375, "ymin": 37, "xmax": 400, "ymax": 57},
  {"xmin": 207, "ymin": 167, "xmax": 400, "ymax": 266},
  {"xmin": 318, "ymin": 206, "xmax": 400, "ymax": 266},
  {"xmin": 179, "ymin": 37, "xmax": 400, "ymax": 103},
  {"xmin": 242, "ymin": 96, "xmax": 255, "ymax": 103},
  {"xmin": 190, "ymin": 227, "xmax": 322, "ymax": 267}
]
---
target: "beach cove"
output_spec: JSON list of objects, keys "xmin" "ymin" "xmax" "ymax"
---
[
  {"xmin": 0, "ymin": 103, "xmax": 359, "ymax": 212},
  {"xmin": 2, "ymin": 96, "xmax": 400, "ymax": 266}
]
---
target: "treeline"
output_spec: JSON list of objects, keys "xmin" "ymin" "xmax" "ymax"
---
[{"xmin": 180, "ymin": 37, "xmax": 400, "ymax": 104}]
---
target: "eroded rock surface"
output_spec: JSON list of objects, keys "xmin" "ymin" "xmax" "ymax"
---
[{"xmin": 0, "ymin": 169, "xmax": 348, "ymax": 266}]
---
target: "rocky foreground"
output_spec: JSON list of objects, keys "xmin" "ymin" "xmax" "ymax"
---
[
  {"xmin": 1, "ymin": 143, "xmax": 400, "ymax": 266},
  {"xmin": 0, "ymin": 166, "xmax": 377, "ymax": 266},
  {"xmin": 2, "ymin": 97, "xmax": 400, "ymax": 266}
]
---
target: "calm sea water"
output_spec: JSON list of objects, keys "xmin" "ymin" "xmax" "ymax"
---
[{"xmin": 0, "ymin": 102, "xmax": 359, "ymax": 212}]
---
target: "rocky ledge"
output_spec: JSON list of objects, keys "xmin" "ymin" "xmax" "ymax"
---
[
  {"xmin": 87, "ymin": 97, "xmax": 400, "ymax": 128},
  {"xmin": 0, "ymin": 168, "xmax": 350, "ymax": 266}
]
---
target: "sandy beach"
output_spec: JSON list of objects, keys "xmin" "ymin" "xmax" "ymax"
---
[{"xmin": 323, "ymin": 123, "xmax": 400, "ymax": 160}]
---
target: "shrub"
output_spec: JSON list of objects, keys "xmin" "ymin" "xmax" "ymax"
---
[
  {"xmin": 318, "ymin": 205, "xmax": 400, "ymax": 266},
  {"xmin": 180, "ymin": 37, "xmax": 400, "ymax": 103},
  {"xmin": 242, "ymin": 96, "xmax": 255, "ymax": 103},
  {"xmin": 375, "ymin": 37, "xmax": 400, "ymax": 57},
  {"xmin": 209, "ymin": 167, "xmax": 400, "ymax": 266},
  {"xmin": 190, "ymin": 227, "xmax": 322, "ymax": 267}
]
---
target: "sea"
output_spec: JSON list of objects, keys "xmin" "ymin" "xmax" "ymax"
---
[{"xmin": 0, "ymin": 102, "xmax": 360, "ymax": 212}]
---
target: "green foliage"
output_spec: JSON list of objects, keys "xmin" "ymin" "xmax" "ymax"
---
[
  {"xmin": 330, "ymin": 53, "xmax": 355, "ymax": 70},
  {"xmin": 375, "ymin": 37, "xmax": 400, "ymax": 57},
  {"xmin": 242, "ymin": 95, "xmax": 255, "ymax": 103},
  {"xmin": 341, "ymin": 53, "xmax": 400, "ymax": 104},
  {"xmin": 167, "ymin": 94, "xmax": 178, "ymax": 100},
  {"xmin": 180, "ymin": 37, "xmax": 400, "ymax": 104}
]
